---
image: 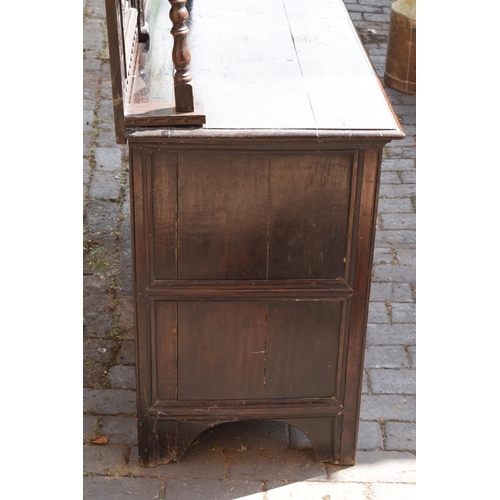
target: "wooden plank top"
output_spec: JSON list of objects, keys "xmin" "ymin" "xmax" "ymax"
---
[{"xmin": 126, "ymin": 0, "xmax": 403, "ymax": 137}]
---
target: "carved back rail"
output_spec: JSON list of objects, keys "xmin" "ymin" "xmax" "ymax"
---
[{"xmin": 105, "ymin": 0, "xmax": 202, "ymax": 144}]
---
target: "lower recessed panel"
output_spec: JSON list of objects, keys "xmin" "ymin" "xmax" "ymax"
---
[{"xmin": 171, "ymin": 300, "xmax": 343, "ymax": 401}]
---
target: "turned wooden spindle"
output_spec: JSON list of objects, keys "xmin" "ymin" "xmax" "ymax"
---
[{"xmin": 168, "ymin": 0, "xmax": 195, "ymax": 113}]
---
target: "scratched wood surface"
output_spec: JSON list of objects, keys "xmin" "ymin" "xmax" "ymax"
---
[{"xmin": 126, "ymin": 0, "xmax": 401, "ymax": 132}]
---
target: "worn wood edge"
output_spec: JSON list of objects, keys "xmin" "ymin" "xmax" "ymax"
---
[
  {"xmin": 126, "ymin": 129, "xmax": 404, "ymax": 144},
  {"xmin": 340, "ymin": 149, "xmax": 382, "ymax": 464},
  {"xmin": 144, "ymin": 284, "xmax": 352, "ymax": 299},
  {"xmin": 125, "ymin": 102, "xmax": 206, "ymax": 126},
  {"xmin": 104, "ymin": 0, "xmax": 127, "ymax": 144},
  {"xmin": 148, "ymin": 398, "xmax": 343, "ymax": 420}
]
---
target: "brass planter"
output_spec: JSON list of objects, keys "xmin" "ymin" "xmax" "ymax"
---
[{"xmin": 384, "ymin": 0, "xmax": 416, "ymax": 94}]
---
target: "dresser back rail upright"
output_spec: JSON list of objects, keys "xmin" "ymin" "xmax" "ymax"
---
[{"xmin": 104, "ymin": 0, "xmax": 404, "ymax": 467}]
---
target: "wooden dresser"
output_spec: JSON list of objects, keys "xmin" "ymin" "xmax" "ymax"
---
[{"xmin": 105, "ymin": 0, "xmax": 404, "ymax": 467}]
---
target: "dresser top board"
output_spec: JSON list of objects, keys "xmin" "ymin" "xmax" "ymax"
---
[{"xmin": 107, "ymin": 0, "xmax": 404, "ymax": 141}]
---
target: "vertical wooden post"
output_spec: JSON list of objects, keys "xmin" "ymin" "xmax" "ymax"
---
[{"xmin": 168, "ymin": 0, "xmax": 195, "ymax": 112}]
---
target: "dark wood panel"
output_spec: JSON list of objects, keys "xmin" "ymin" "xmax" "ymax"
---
[
  {"xmin": 268, "ymin": 154, "xmax": 353, "ymax": 279},
  {"xmin": 150, "ymin": 151, "xmax": 178, "ymax": 280},
  {"xmin": 265, "ymin": 301, "xmax": 342, "ymax": 398},
  {"xmin": 177, "ymin": 152, "xmax": 268, "ymax": 280},
  {"xmin": 177, "ymin": 301, "xmax": 267, "ymax": 400},
  {"xmin": 154, "ymin": 301, "xmax": 177, "ymax": 401}
]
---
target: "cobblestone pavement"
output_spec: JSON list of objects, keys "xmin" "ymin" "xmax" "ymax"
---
[{"xmin": 83, "ymin": 0, "xmax": 416, "ymax": 498}]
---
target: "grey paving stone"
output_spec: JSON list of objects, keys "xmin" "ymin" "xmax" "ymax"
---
[
  {"xmin": 97, "ymin": 99, "xmax": 116, "ymax": 126},
  {"xmin": 89, "ymin": 170, "xmax": 121, "ymax": 200},
  {"xmin": 117, "ymin": 340, "xmax": 136, "ymax": 365},
  {"xmin": 266, "ymin": 482, "xmax": 367, "ymax": 499},
  {"xmin": 385, "ymin": 422, "xmax": 416, "ymax": 451},
  {"xmin": 99, "ymin": 120, "xmax": 117, "ymax": 132},
  {"xmin": 84, "ymin": 158, "xmax": 91, "ymax": 184},
  {"xmin": 83, "ymin": 98, "xmax": 95, "ymax": 111},
  {"xmin": 83, "ymin": 87, "xmax": 96, "ymax": 102},
  {"xmin": 370, "ymin": 283, "xmax": 414, "ymax": 302},
  {"xmin": 396, "ymin": 249, "xmax": 416, "ymax": 266},
  {"xmin": 86, "ymin": 199, "xmax": 120, "ymax": 234},
  {"xmin": 84, "ymin": 54, "xmax": 104, "ymax": 71},
  {"xmin": 377, "ymin": 197, "xmax": 414, "ymax": 213},
  {"xmin": 395, "ymin": 135, "xmax": 416, "ymax": 147},
  {"xmin": 347, "ymin": 4, "xmax": 383, "ymax": 13},
  {"xmin": 348, "ymin": 11, "xmax": 362, "ymax": 20},
  {"xmin": 165, "ymin": 479, "xmax": 264, "ymax": 500},
  {"xmin": 94, "ymin": 146, "xmax": 122, "ymax": 172},
  {"xmin": 98, "ymin": 131, "xmax": 122, "ymax": 147},
  {"xmin": 120, "ymin": 209, "xmax": 132, "ymax": 238},
  {"xmin": 380, "ymin": 213, "xmax": 415, "ymax": 230},
  {"xmin": 366, "ymin": 46, "xmax": 388, "ymax": 57},
  {"xmin": 83, "ymin": 476, "xmax": 163, "ymax": 500},
  {"xmin": 363, "ymin": 13, "xmax": 390, "ymax": 22},
  {"xmin": 362, "ymin": 370, "xmax": 370, "ymax": 394},
  {"xmin": 84, "ymin": 313, "xmax": 114, "ymax": 339},
  {"xmin": 101, "ymin": 79, "xmax": 114, "ymax": 100},
  {"xmin": 367, "ymin": 302, "xmax": 389, "ymax": 324},
  {"xmin": 370, "ymin": 483, "xmax": 417, "ymax": 500},
  {"xmin": 360, "ymin": 395, "xmax": 416, "ymax": 421},
  {"xmin": 391, "ymin": 303, "xmax": 416, "ymax": 323},
  {"xmin": 84, "ymin": 338, "xmax": 118, "ymax": 364},
  {"xmin": 85, "ymin": 0, "xmax": 107, "ymax": 19},
  {"xmin": 83, "ymin": 109, "xmax": 94, "ymax": 133},
  {"xmin": 378, "ymin": 184, "xmax": 416, "ymax": 197},
  {"xmin": 108, "ymin": 365, "xmax": 136, "ymax": 389},
  {"xmin": 289, "ymin": 425, "xmax": 312, "ymax": 450},
  {"xmin": 116, "ymin": 295, "xmax": 135, "ymax": 340},
  {"xmin": 83, "ymin": 134, "xmax": 93, "ymax": 157},
  {"xmin": 118, "ymin": 248, "xmax": 134, "ymax": 294},
  {"xmin": 372, "ymin": 248, "xmax": 393, "ymax": 265},
  {"xmin": 367, "ymin": 324, "xmax": 416, "ymax": 345},
  {"xmin": 400, "ymin": 170, "xmax": 416, "ymax": 184},
  {"xmin": 122, "ymin": 195, "xmax": 131, "ymax": 218},
  {"xmin": 227, "ymin": 448, "xmax": 326, "ymax": 481},
  {"xmin": 375, "ymin": 229, "xmax": 416, "ymax": 247},
  {"xmin": 384, "ymin": 147, "xmax": 416, "ymax": 159},
  {"xmin": 380, "ymin": 171, "xmax": 401, "ymax": 184},
  {"xmin": 373, "ymin": 265, "xmax": 416, "ymax": 283},
  {"xmin": 84, "ymin": 415, "xmax": 101, "ymax": 443},
  {"xmin": 128, "ymin": 443, "xmax": 226, "ymax": 479},
  {"xmin": 358, "ymin": 421, "xmax": 382, "ymax": 450},
  {"xmin": 100, "ymin": 416, "xmax": 137, "ymax": 445},
  {"xmin": 84, "ymin": 362, "xmax": 108, "ymax": 387},
  {"xmin": 364, "ymin": 346, "xmax": 410, "ymax": 369},
  {"xmin": 369, "ymin": 369, "xmax": 416, "ymax": 394},
  {"xmin": 391, "ymin": 105, "xmax": 416, "ymax": 116},
  {"xmin": 83, "ymin": 388, "xmax": 137, "ymax": 415},
  {"xmin": 328, "ymin": 451, "xmax": 416, "ymax": 483},
  {"xmin": 407, "ymin": 346, "xmax": 416, "ymax": 367},
  {"xmin": 359, "ymin": 0, "xmax": 393, "ymax": 7},
  {"xmin": 83, "ymin": 21, "xmax": 104, "ymax": 51},
  {"xmin": 83, "ymin": 444, "xmax": 128, "ymax": 475},
  {"xmin": 382, "ymin": 160, "xmax": 415, "ymax": 174}
]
